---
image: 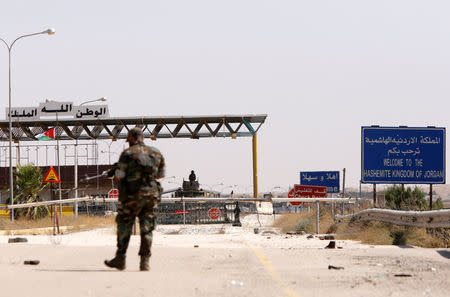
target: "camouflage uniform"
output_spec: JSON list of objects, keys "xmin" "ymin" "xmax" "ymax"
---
[
  {"xmin": 105, "ymin": 127, "xmax": 165, "ymax": 270},
  {"xmin": 115, "ymin": 139, "xmax": 165, "ymax": 257}
]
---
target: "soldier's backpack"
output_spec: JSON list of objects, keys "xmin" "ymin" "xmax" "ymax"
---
[
  {"xmin": 136, "ymin": 150, "xmax": 157, "ymax": 176},
  {"xmin": 125, "ymin": 147, "xmax": 158, "ymax": 194}
]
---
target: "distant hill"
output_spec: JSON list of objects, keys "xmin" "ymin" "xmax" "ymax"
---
[{"xmin": 434, "ymin": 184, "xmax": 450, "ymax": 201}]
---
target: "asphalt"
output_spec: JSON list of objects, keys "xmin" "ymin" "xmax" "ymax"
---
[{"xmin": 0, "ymin": 224, "xmax": 449, "ymax": 297}]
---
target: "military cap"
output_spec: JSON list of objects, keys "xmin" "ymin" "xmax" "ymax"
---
[{"xmin": 127, "ymin": 127, "xmax": 143, "ymax": 139}]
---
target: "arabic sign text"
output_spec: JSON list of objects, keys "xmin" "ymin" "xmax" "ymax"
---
[
  {"xmin": 300, "ymin": 171, "xmax": 340, "ymax": 193},
  {"xmin": 361, "ymin": 127, "xmax": 445, "ymax": 184}
]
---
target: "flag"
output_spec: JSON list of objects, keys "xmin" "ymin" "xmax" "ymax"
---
[{"xmin": 35, "ymin": 128, "xmax": 55, "ymax": 141}]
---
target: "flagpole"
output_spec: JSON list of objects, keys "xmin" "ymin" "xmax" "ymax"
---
[{"xmin": 56, "ymin": 112, "xmax": 62, "ymax": 218}]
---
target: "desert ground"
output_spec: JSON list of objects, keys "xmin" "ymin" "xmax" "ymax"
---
[{"xmin": 0, "ymin": 214, "xmax": 448, "ymax": 297}]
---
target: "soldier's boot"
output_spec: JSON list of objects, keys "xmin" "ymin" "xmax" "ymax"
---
[
  {"xmin": 104, "ymin": 254, "xmax": 126, "ymax": 270},
  {"xmin": 139, "ymin": 256, "xmax": 150, "ymax": 271}
]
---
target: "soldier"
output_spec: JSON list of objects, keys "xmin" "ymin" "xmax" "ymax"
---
[
  {"xmin": 189, "ymin": 170, "xmax": 196, "ymax": 181},
  {"xmin": 189, "ymin": 170, "xmax": 196, "ymax": 185},
  {"xmin": 105, "ymin": 127, "xmax": 165, "ymax": 271}
]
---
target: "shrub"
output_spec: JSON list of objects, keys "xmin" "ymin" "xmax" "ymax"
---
[
  {"xmin": 10, "ymin": 164, "xmax": 49, "ymax": 219},
  {"xmin": 294, "ymin": 218, "xmax": 313, "ymax": 233},
  {"xmin": 391, "ymin": 229, "xmax": 409, "ymax": 245},
  {"xmin": 384, "ymin": 185, "xmax": 427, "ymax": 210}
]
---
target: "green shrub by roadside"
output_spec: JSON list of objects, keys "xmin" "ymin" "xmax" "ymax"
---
[{"xmin": 294, "ymin": 218, "xmax": 313, "ymax": 233}]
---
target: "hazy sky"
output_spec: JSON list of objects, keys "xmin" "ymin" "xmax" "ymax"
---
[{"xmin": 0, "ymin": 1, "xmax": 449, "ymax": 193}]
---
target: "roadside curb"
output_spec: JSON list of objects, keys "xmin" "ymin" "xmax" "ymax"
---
[{"xmin": 0, "ymin": 225, "xmax": 87, "ymax": 236}]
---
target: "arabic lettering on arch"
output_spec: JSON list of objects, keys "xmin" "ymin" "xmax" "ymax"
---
[
  {"xmin": 38, "ymin": 101, "xmax": 75, "ymax": 117},
  {"xmin": 37, "ymin": 101, "xmax": 109, "ymax": 119},
  {"xmin": 5, "ymin": 107, "xmax": 39, "ymax": 120},
  {"xmin": 75, "ymin": 105, "xmax": 109, "ymax": 119}
]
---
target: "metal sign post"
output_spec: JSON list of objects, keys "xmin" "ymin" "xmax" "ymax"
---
[
  {"xmin": 316, "ymin": 201, "xmax": 320, "ymax": 234},
  {"xmin": 43, "ymin": 166, "xmax": 62, "ymax": 219},
  {"xmin": 429, "ymin": 184, "xmax": 433, "ymax": 210},
  {"xmin": 342, "ymin": 168, "xmax": 346, "ymax": 214},
  {"xmin": 55, "ymin": 113, "xmax": 62, "ymax": 218},
  {"xmin": 53, "ymin": 204, "xmax": 60, "ymax": 235},
  {"xmin": 373, "ymin": 184, "xmax": 376, "ymax": 207}
]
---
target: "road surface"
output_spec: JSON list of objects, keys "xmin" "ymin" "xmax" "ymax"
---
[{"xmin": 0, "ymin": 223, "xmax": 449, "ymax": 297}]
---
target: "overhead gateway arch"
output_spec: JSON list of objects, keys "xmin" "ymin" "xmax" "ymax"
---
[{"xmin": 0, "ymin": 114, "xmax": 267, "ymax": 198}]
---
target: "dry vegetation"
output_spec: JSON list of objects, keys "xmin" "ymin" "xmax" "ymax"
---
[
  {"xmin": 0, "ymin": 215, "xmax": 115, "ymax": 234},
  {"xmin": 273, "ymin": 205, "xmax": 334, "ymax": 234},
  {"xmin": 273, "ymin": 207, "xmax": 449, "ymax": 248},
  {"xmin": 333, "ymin": 220, "xmax": 447, "ymax": 248}
]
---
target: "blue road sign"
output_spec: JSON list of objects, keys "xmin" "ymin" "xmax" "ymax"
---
[
  {"xmin": 361, "ymin": 127, "xmax": 446, "ymax": 184},
  {"xmin": 300, "ymin": 171, "xmax": 340, "ymax": 193}
]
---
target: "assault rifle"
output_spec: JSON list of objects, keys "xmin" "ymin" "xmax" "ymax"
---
[{"xmin": 80, "ymin": 163, "xmax": 117, "ymax": 182}]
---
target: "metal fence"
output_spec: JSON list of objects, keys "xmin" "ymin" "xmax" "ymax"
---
[
  {"xmin": 1, "ymin": 196, "xmax": 357, "ymax": 232},
  {"xmin": 75, "ymin": 200, "xmax": 257, "ymax": 224}
]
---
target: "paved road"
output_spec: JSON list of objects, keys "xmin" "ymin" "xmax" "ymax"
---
[{"xmin": 0, "ymin": 228, "xmax": 449, "ymax": 297}]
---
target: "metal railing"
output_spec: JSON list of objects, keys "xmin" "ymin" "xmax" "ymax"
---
[
  {"xmin": 0, "ymin": 196, "xmax": 357, "ymax": 233},
  {"xmin": 2, "ymin": 196, "xmax": 448, "ymax": 230},
  {"xmin": 0, "ymin": 196, "xmax": 357, "ymax": 209},
  {"xmin": 336, "ymin": 208, "xmax": 450, "ymax": 228}
]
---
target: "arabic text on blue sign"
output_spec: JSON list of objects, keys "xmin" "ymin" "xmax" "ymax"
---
[
  {"xmin": 361, "ymin": 127, "xmax": 445, "ymax": 184},
  {"xmin": 300, "ymin": 171, "xmax": 340, "ymax": 193}
]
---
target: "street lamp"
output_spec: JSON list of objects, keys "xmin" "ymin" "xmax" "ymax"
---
[
  {"xmin": 79, "ymin": 97, "xmax": 107, "ymax": 106},
  {"xmin": 202, "ymin": 182, "xmax": 224, "ymax": 191},
  {"xmin": 72, "ymin": 97, "xmax": 106, "ymax": 216},
  {"xmin": 270, "ymin": 186, "xmax": 285, "ymax": 198},
  {"xmin": 221, "ymin": 184, "xmax": 238, "ymax": 196},
  {"xmin": 202, "ymin": 183, "xmax": 224, "ymax": 191},
  {"xmin": 100, "ymin": 150, "xmax": 119, "ymax": 165},
  {"xmin": 0, "ymin": 28, "xmax": 55, "ymax": 221},
  {"xmin": 98, "ymin": 138, "xmax": 117, "ymax": 165}
]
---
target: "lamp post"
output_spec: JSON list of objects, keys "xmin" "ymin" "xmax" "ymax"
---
[
  {"xmin": 100, "ymin": 149, "xmax": 118, "ymax": 165},
  {"xmin": 202, "ymin": 182, "xmax": 224, "ymax": 191},
  {"xmin": 98, "ymin": 138, "xmax": 116, "ymax": 165},
  {"xmin": 201, "ymin": 183, "xmax": 224, "ymax": 196},
  {"xmin": 73, "ymin": 97, "xmax": 107, "ymax": 216},
  {"xmin": 221, "ymin": 184, "xmax": 238, "ymax": 197},
  {"xmin": 271, "ymin": 186, "xmax": 282, "ymax": 197},
  {"xmin": 79, "ymin": 97, "xmax": 107, "ymax": 106},
  {"xmin": 0, "ymin": 29, "xmax": 55, "ymax": 221}
]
